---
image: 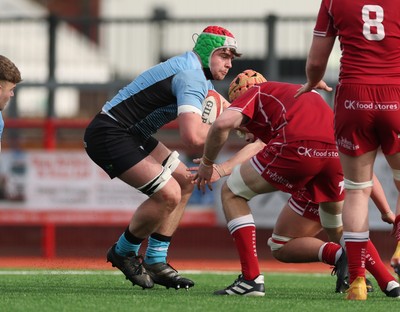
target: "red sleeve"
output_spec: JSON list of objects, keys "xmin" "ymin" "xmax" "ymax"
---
[
  {"xmin": 314, "ymin": 0, "xmax": 337, "ymax": 37},
  {"xmin": 227, "ymin": 87, "xmax": 259, "ymax": 121}
]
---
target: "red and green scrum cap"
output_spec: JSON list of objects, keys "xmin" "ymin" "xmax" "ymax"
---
[{"xmin": 193, "ymin": 26, "xmax": 239, "ymax": 69}]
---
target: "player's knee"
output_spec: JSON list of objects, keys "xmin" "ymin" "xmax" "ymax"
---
[
  {"xmin": 163, "ymin": 178, "xmax": 182, "ymax": 204},
  {"xmin": 156, "ymin": 185, "xmax": 181, "ymax": 213},
  {"xmin": 137, "ymin": 166, "xmax": 181, "ymax": 207},
  {"xmin": 267, "ymin": 234, "xmax": 292, "ymax": 254},
  {"xmin": 226, "ymin": 165, "xmax": 258, "ymax": 200},
  {"xmin": 268, "ymin": 234, "xmax": 299, "ymax": 263},
  {"xmin": 270, "ymin": 249, "xmax": 287, "ymax": 262},
  {"xmin": 344, "ymin": 178, "xmax": 373, "ymax": 190},
  {"xmin": 180, "ymin": 175, "xmax": 194, "ymax": 196}
]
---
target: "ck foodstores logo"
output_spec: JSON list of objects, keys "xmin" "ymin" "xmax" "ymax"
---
[{"xmin": 344, "ymin": 100, "xmax": 399, "ymax": 111}]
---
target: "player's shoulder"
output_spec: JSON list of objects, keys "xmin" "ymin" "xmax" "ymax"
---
[
  {"xmin": 174, "ymin": 68, "xmax": 205, "ymax": 83},
  {"xmin": 172, "ymin": 62, "xmax": 209, "ymax": 91},
  {"xmin": 168, "ymin": 51, "xmax": 202, "ymax": 71},
  {"xmin": 168, "ymin": 51, "xmax": 205, "ymax": 81}
]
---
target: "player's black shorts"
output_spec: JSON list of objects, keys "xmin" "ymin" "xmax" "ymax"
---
[{"xmin": 84, "ymin": 113, "xmax": 158, "ymax": 178}]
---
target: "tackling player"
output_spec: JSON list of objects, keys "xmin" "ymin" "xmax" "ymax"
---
[{"xmin": 192, "ymin": 70, "xmax": 400, "ymax": 298}]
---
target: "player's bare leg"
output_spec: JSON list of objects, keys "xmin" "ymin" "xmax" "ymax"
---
[
  {"xmin": 384, "ymin": 153, "xmax": 400, "ymax": 280},
  {"xmin": 108, "ymin": 165, "xmax": 182, "ymax": 289},
  {"xmin": 340, "ymin": 151, "xmax": 375, "ymax": 300},
  {"xmin": 107, "ymin": 147, "xmax": 182, "ymax": 289},
  {"xmin": 129, "ymin": 142, "xmax": 195, "ymax": 289},
  {"xmin": 143, "ymin": 159, "xmax": 195, "ymax": 290},
  {"xmin": 214, "ymin": 162, "xmax": 276, "ymax": 296}
]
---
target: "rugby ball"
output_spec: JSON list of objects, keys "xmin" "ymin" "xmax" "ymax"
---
[{"xmin": 201, "ymin": 90, "xmax": 223, "ymax": 124}]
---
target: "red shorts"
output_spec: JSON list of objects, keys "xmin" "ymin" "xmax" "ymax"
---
[
  {"xmin": 335, "ymin": 84, "xmax": 400, "ymax": 156},
  {"xmin": 251, "ymin": 140, "xmax": 344, "ymax": 203},
  {"xmin": 288, "ymin": 192, "xmax": 320, "ymax": 223}
]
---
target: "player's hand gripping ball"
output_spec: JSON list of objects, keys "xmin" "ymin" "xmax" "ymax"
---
[{"xmin": 201, "ymin": 89, "xmax": 224, "ymax": 124}]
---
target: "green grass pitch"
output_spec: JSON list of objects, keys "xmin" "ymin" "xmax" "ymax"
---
[{"xmin": 0, "ymin": 269, "xmax": 398, "ymax": 312}]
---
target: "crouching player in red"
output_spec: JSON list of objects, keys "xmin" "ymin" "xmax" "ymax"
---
[{"xmin": 192, "ymin": 70, "xmax": 400, "ymax": 297}]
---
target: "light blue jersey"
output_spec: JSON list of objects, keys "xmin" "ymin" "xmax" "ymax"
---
[
  {"xmin": 0, "ymin": 112, "xmax": 4, "ymax": 140},
  {"xmin": 101, "ymin": 51, "xmax": 214, "ymax": 141}
]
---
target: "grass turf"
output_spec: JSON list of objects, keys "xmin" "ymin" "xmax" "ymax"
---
[{"xmin": 0, "ymin": 270, "xmax": 398, "ymax": 312}]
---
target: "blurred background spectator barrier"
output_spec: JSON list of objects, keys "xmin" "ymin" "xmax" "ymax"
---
[
  {"xmin": 1, "ymin": 13, "xmax": 326, "ymax": 150},
  {"xmin": 1, "ymin": 12, "xmax": 395, "ymax": 259}
]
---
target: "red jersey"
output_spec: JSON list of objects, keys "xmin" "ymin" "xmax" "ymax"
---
[
  {"xmin": 314, "ymin": 0, "xmax": 400, "ymax": 84},
  {"xmin": 228, "ymin": 82, "xmax": 336, "ymax": 145}
]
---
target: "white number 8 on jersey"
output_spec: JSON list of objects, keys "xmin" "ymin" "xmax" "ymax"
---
[{"xmin": 362, "ymin": 5, "xmax": 385, "ymax": 41}]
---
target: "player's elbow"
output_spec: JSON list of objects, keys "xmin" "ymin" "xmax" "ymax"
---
[
  {"xmin": 306, "ymin": 59, "xmax": 326, "ymax": 74},
  {"xmin": 181, "ymin": 133, "xmax": 205, "ymax": 153}
]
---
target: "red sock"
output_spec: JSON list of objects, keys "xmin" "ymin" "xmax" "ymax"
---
[
  {"xmin": 345, "ymin": 240, "xmax": 368, "ymax": 284},
  {"xmin": 320, "ymin": 242, "xmax": 341, "ymax": 265},
  {"xmin": 231, "ymin": 225, "xmax": 260, "ymax": 280},
  {"xmin": 394, "ymin": 215, "xmax": 400, "ymax": 241},
  {"xmin": 365, "ymin": 240, "xmax": 396, "ymax": 291}
]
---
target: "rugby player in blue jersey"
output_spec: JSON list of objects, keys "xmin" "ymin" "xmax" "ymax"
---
[{"xmin": 84, "ymin": 26, "xmax": 240, "ymax": 290}]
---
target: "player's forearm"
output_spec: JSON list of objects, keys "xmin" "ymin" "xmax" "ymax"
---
[
  {"xmin": 305, "ymin": 61, "xmax": 327, "ymax": 88},
  {"xmin": 371, "ymin": 174, "xmax": 393, "ymax": 216},
  {"xmin": 219, "ymin": 140, "xmax": 265, "ymax": 175},
  {"xmin": 202, "ymin": 128, "xmax": 230, "ymax": 164},
  {"xmin": 305, "ymin": 35, "xmax": 334, "ymax": 87}
]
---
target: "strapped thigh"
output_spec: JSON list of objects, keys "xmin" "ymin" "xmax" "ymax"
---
[
  {"xmin": 137, "ymin": 151, "xmax": 179, "ymax": 196},
  {"xmin": 226, "ymin": 165, "xmax": 258, "ymax": 200}
]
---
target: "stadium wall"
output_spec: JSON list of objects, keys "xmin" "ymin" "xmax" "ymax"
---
[{"xmin": 0, "ymin": 225, "xmax": 395, "ymax": 262}]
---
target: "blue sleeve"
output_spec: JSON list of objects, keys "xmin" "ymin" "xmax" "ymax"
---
[
  {"xmin": 172, "ymin": 70, "xmax": 214, "ymax": 113},
  {"xmin": 0, "ymin": 113, "xmax": 4, "ymax": 140}
]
